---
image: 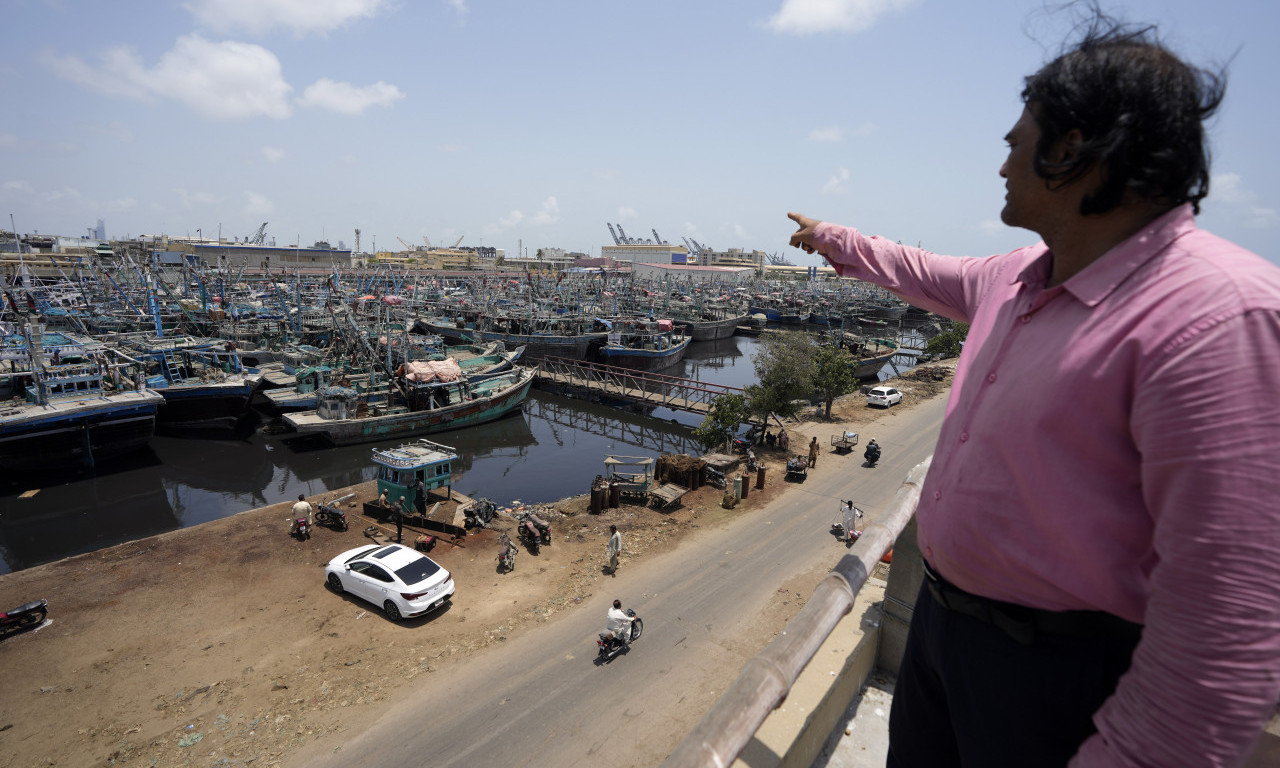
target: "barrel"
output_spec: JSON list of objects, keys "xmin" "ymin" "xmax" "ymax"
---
[
  {"xmin": 733, "ymin": 475, "xmax": 743, "ymax": 501},
  {"xmin": 756, "ymin": 465, "xmax": 766, "ymax": 490},
  {"xmin": 609, "ymin": 483, "xmax": 620, "ymax": 508}
]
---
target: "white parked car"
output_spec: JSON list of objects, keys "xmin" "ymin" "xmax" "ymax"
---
[
  {"xmin": 866, "ymin": 386, "xmax": 903, "ymax": 408},
  {"xmin": 325, "ymin": 543, "xmax": 455, "ymax": 621}
]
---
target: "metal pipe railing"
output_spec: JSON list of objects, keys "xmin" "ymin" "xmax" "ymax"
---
[{"xmin": 661, "ymin": 457, "xmax": 931, "ymax": 768}]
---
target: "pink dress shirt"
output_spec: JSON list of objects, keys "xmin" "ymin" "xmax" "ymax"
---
[{"xmin": 813, "ymin": 204, "xmax": 1280, "ymax": 767}]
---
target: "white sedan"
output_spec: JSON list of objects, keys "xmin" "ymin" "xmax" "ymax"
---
[
  {"xmin": 866, "ymin": 386, "xmax": 903, "ymax": 408},
  {"xmin": 325, "ymin": 543, "xmax": 455, "ymax": 621}
]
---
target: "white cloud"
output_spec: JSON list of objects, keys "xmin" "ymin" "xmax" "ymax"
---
[
  {"xmin": 528, "ymin": 197, "xmax": 560, "ymax": 226},
  {"xmin": 186, "ymin": 0, "xmax": 388, "ymax": 36},
  {"xmin": 245, "ymin": 191, "xmax": 274, "ymax": 216},
  {"xmin": 262, "ymin": 146, "xmax": 285, "ymax": 162},
  {"xmin": 174, "ymin": 188, "xmax": 219, "ymax": 210},
  {"xmin": 296, "ymin": 79, "xmax": 405, "ymax": 115},
  {"xmin": 821, "ymin": 167, "xmax": 851, "ymax": 194},
  {"xmin": 1212, "ymin": 172, "xmax": 1279, "ymax": 229},
  {"xmin": 2, "ymin": 180, "xmax": 34, "ymax": 196},
  {"xmin": 808, "ymin": 126, "xmax": 843, "ymax": 142},
  {"xmin": 766, "ymin": 0, "xmax": 917, "ymax": 35},
  {"xmin": 45, "ymin": 35, "xmax": 293, "ymax": 120},
  {"xmin": 448, "ymin": 0, "xmax": 468, "ymax": 19},
  {"xmin": 498, "ymin": 210, "xmax": 524, "ymax": 229},
  {"xmin": 104, "ymin": 197, "xmax": 138, "ymax": 212}
]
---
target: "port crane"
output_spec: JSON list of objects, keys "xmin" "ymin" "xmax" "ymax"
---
[
  {"xmin": 651, "ymin": 229, "xmax": 665, "ymax": 245},
  {"xmin": 247, "ymin": 222, "xmax": 268, "ymax": 245},
  {"xmin": 606, "ymin": 223, "xmax": 622, "ymax": 245}
]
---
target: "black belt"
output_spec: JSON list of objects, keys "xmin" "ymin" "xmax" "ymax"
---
[{"xmin": 922, "ymin": 561, "xmax": 1142, "ymax": 646}]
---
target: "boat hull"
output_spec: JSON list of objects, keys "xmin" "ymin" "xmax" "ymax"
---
[
  {"xmin": 596, "ymin": 337, "xmax": 691, "ymax": 372},
  {"xmin": 679, "ymin": 313, "xmax": 747, "ymax": 341},
  {"xmin": 0, "ymin": 392, "xmax": 163, "ymax": 470}
]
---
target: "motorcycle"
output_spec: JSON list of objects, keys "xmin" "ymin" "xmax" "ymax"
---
[
  {"xmin": 1, "ymin": 598, "xmax": 48, "ymax": 636},
  {"xmin": 516, "ymin": 510, "xmax": 552, "ymax": 550},
  {"xmin": 864, "ymin": 442, "xmax": 881, "ymax": 467},
  {"xmin": 292, "ymin": 516, "xmax": 311, "ymax": 540},
  {"xmin": 314, "ymin": 493, "xmax": 353, "ymax": 531},
  {"xmin": 597, "ymin": 608, "xmax": 643, "ymax": 661},
  {"xmin": 745, "ymin": 448, "xmax": 759, "ymax": 474},
  {"xmin": 497, "ymin": 533, "xmax": 517, "ymax": 572}
]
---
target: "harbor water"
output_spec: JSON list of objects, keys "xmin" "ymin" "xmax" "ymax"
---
[{"xmin": 0, "ymin": 334, "xmax": 918, "ymax": 574}]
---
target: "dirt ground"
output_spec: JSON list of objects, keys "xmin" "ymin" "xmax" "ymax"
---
[{"xmin": 0, "ymin": 365, "xmax": 956, "ymax": 768}]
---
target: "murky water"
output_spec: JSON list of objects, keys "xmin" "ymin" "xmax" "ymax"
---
[{"xmin": 0, "ymin": 334, "xmax": 914, "ymax": 573}]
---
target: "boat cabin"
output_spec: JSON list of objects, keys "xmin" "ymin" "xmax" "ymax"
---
[{"xmin": 372, "ymin": 438, "xmax": 458, "ymax": 513}]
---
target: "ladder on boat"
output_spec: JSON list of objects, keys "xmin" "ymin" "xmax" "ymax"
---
[{"xmin": 162, "ymin": 350, "xmax": 185, "ymax": 382}]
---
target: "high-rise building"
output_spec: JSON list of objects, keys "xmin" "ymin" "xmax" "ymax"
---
[{"xmin": 94, "ymin": 219, "xmax": 106, "ymax": 240}]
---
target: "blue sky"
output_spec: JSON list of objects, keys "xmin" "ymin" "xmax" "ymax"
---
[{"xmin": 3, "ymin": 0, "xmax": 1276, "ymax": 265}]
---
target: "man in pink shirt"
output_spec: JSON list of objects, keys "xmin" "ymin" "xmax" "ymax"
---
[{"xmin": 790, "ymin": 11, "xmax": 1280, "ymax": 768}]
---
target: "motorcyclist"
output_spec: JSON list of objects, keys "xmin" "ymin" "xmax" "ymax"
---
[
  {"xmin": 865, "ymin": 439, "xmax": 881, "ymax": 464},
  {"xmin": 606, "ymin": 599, "xmax": 635, "ymax": 646}
]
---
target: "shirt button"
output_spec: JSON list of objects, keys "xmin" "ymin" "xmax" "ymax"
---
[
  {"xmin": 1021, "ymin": 315, "xmax": 1031, "ymax": 324},
  {"xmin": 987, "ymin": 373, "xmax": 997, "ymax": 383},
  {"xmin": 933, "ymin": 491, "xmax": 941, "ymax": 500},
  {"xmin": 959, "ymin": 432, "xmax": 969, "ymax": 442}
]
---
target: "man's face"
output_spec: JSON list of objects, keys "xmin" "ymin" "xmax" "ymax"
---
[{"xmin": 999, "ymin": 106, "xmax": 1061, "ymax": 234}]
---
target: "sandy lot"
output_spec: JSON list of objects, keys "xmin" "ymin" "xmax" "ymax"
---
[{"xmin": 0, "ymin": 365, "xmax": 955, "ymax": 768}]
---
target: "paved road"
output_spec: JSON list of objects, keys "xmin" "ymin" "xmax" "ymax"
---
[{"xmin": 293, "ymin": 395, "xmax": 948, "ymax": 768}]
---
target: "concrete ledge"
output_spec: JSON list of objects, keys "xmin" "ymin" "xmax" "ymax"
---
[{"xmin": 732, "ymin": 578, "xmax": 885, "ymax": 768}]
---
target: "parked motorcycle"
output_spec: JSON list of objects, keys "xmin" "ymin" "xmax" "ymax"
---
[
  {"xmin": 745, "ymin": 448, "xmax": 758, "ymax": 474},
  {"xmin": 292, "ymin": 516, "xmax": 312, "ymax": 540},
  {"xmin": 314, "ymin": 493, "xmax": 353, "ymax": 531},
  {"xmin": 1, "ymin": 598, "xmax": 48, "ymax": 636},
  {"xmin": 597, "ymin": 608, "xmax": 643, "ymax": 661},
  {"xmin": 497, "ymin": 533, "xmax": 517, "ymax": 572},
  {"xmin": 516, "ymin": 510, "xmax": 552, "ymax": 550}
]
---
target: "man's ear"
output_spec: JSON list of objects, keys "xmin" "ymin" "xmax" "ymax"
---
[{"xmin": 1053, "ymin": 129, "xmax": 1085, "ymax": 164}]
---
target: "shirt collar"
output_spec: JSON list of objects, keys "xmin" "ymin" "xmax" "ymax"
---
[
  {"xmin": 1009, "ymin": 204, "xmax": 1196, "ymax": 304},
  {"xmin": 1064, "ymin": 204, "xmax": 1196, "ymax": 307}
]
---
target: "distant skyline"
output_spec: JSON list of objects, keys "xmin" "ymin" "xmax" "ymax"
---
[{"xmin": 3, "ymin": 1, "xmax": 1276, "ymax": 265}]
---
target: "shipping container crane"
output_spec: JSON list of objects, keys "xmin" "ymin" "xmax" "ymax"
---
[
  {"xmin": 652, "ymin": 229, "xmax": 665, "ymax": 245},
  {"xmin": 397, "ymin": 237, "xmax": 415, "ymax": 251},
  {"xmin": 616, "ymin": 225, "xmax": 633, "ymax": 245},
  {"xmin": 606, "ymin": 223, "xmax": 622, "ymax": 245},
  {"xmin": 248, "ymin": 222, "xmax": 268, "ymax": 245},
  {"xmin": 452, "ymin": 235, "xmax": 465, "ymax": 248}
]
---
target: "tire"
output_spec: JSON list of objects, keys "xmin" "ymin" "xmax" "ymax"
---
[
  {"xmin": 327, "ymin": 573, "xmax": 344, "ymax": 594},
  {"xmin": 383, "ymin": 601, "xmax": 403, "ymax": 621},
  {"xmin": 629, "ymin": 617, "xmax": 644, "ymax": 642},
  {"xmin": 19, "ymin": 610, "xmax": 45, "ymax": 628}
]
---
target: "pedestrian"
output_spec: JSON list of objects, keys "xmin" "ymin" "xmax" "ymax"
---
[
  {"xmin": 807, "ymin": 436, "xmax": 819, "ymax": 469},
  {"xmin": 606, "ymin": 524, "xmax": 621, "ymax": 575},
  {"xmin": 788, "ymin": 9, "xmax": 1280, "ymax": 767},
  {"xmin": 778, "ymin": 428, "xmax": 789, "ymax": 452}
]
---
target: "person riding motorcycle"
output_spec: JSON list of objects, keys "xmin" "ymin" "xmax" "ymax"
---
[
  {"xmin": 606, "ymin": 599, "xmax": 635, "ymax": 646},
  {"xmin": 865, "ymin": 439, "xmax": 881, "ymax": 464}
]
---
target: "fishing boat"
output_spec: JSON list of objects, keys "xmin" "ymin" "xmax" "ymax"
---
[
  {"xmin": 0, "ymin": 327, "xmax": 164, "ymax": 470},
  {"xmin": 263, "ymin": 344, "xmax": 524, "ymax": 412},
  {"xmin": 106, "ymin": 334, "xmax": 262, "ymax": 431},
  {"xmin": 416, "ymin": 312, "xmax": 608, "ymax": 361},
  {"xmin": 283, "ymin": 366, "xmax": 535, "ymax": 446},
  {"xmin": 595, "ymin": 319, "xmax": 691, "ymax": 372}
]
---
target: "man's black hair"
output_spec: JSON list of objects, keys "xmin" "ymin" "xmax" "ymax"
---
[{"xmin": 1021, "ymin": 7, "xmax": 1227, "ymax": 215}]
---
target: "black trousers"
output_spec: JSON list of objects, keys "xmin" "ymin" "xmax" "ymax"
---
[{"xmin": 888, "ymin": 581, "xmax": 1140, "ymax": 767}]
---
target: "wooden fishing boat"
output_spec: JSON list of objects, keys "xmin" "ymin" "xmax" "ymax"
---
[{"xmin": 283, "ymin": 367, "xmax": 535, "ymax": 446}]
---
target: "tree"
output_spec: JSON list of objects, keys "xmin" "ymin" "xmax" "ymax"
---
[
  {"xmin": 813, "ymin": 343, "xmax": 858, "ymax": 418},
  {"xmin": 925, "ymin": 322, "xmax": 969, "ymax": 360},
  {"xmin": 693, "ymin": 393, "xmax": 751, "ymax": 453},
  {"xmin": 745, "ymin": 331, "xmax": 816, "ymax": 424}
]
